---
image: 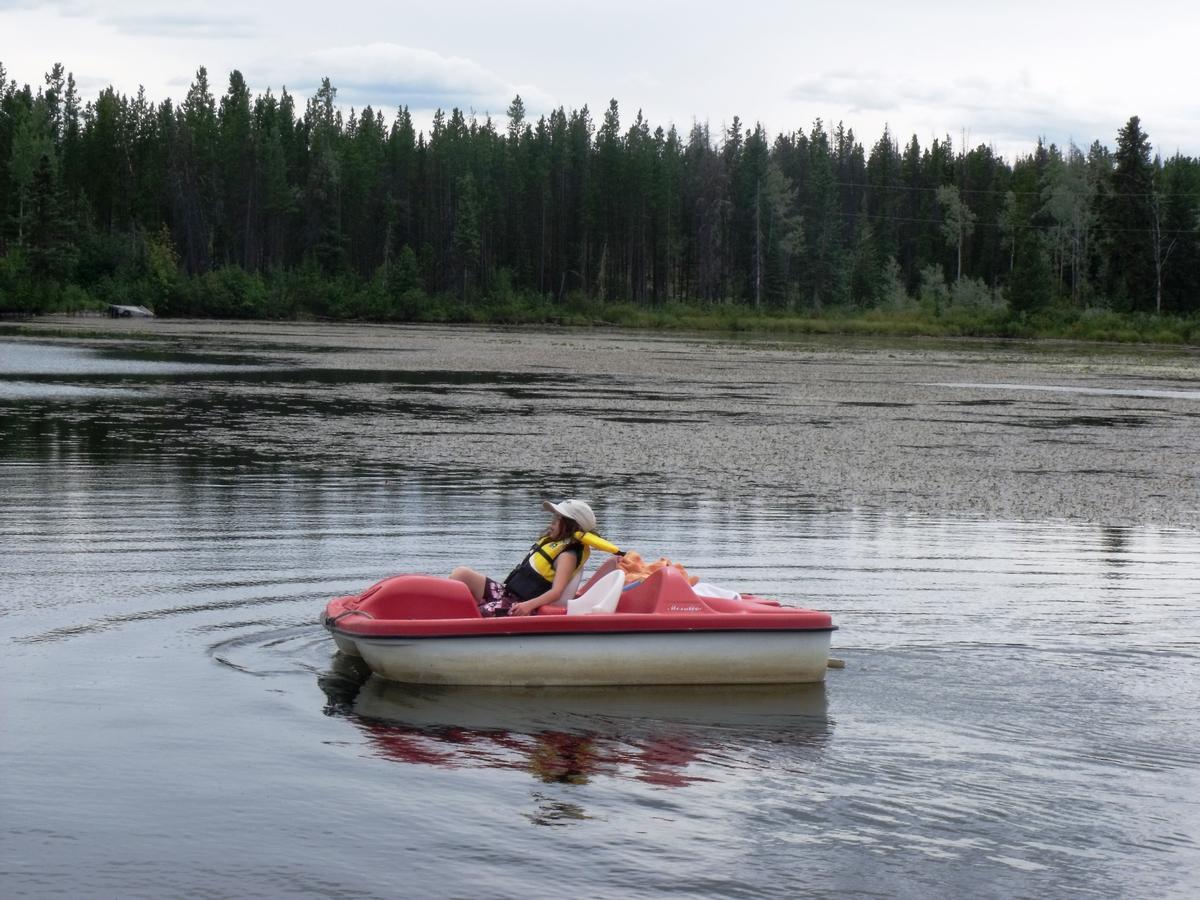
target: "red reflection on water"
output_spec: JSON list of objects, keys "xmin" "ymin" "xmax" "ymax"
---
[{"xmin": 357, "ymin": 720, "xmax": 708, "ymax": 786}]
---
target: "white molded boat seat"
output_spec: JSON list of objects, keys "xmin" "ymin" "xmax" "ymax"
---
[
  {"xmin": 562, "ymin": 567, "xmax": 585, "ymax": 603},
  {"xmin": 693, "ymin": 581, "xmax": 741, "ymax": 601},
  {"xmin": 574, "ymin": 557, "xmax": 618, "ymax": 596},
  {"xmin": 541, "ymin": 567, "xmax": 588, "ymax": 613},
  {"xmin": 567, "ymin": 570, "xmax": 624, "ymax": 615}
]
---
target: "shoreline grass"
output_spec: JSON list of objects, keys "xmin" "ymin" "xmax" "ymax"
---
[
  {"xmin": 299, "ymin": 294, "xmax": 1200, "ymax": 347},
  {"xmin": 5, "ymin": 293, "xmax": 1199, "ymax": 349}
]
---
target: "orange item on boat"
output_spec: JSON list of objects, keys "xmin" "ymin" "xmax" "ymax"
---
[{"xmin": 617, "ymin": 551, "xmax": 699, "ymax": 586}]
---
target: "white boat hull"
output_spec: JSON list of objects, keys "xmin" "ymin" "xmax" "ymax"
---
[
  {"xmin": 331, "ymin": 633, "xmax": 361, "ymax": 656},
  {"xmin": 349, "ymin": 629, "xmax": 832, "ymax": 686}
]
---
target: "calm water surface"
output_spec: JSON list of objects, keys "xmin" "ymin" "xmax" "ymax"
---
[{"xmin": 2, "ymin": 335, "xmax": 1198, "ymax": 898}]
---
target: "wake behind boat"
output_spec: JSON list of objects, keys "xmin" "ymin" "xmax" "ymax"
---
[{"xmin": 322, "ymin": 561, "xmax": 837, "ymax": 686}]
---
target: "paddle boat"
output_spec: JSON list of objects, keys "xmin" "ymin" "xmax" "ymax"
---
[{"xmin": 322, "ymin": 559, "xmax": 837, "ymax": 686}]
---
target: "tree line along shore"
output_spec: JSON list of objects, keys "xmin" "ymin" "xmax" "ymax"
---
[{"xmin": 1, "ymin": 63, "xmax": 1198, "ymax": 344}]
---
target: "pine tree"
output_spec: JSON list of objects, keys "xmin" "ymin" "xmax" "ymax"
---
[
  {"xmin": 303, "ymin": 78, "xmax": 345, "ymax": 274},
  {"xmin": 593, "ymin": 99, "xmax": 623, "ymax": 299},
  {"xmin": 172, "ymin": 67, "xmax": 220, "ymax": 272},
  {"xmin": 9, "ymin": 97, "xmax": 56, "ymax": 245},
  {"xmin": 1157, "ymin": 154, "xmax": 1200, "ymax": 313},
  {"xmin": 454, "ymin": 172, "xmax": 481, "ymax": 296},
  {"xmin": 801, "ymin": 119, "xmax": 844, "ymax": 309},
  {"xmin": 25, "ymin": 149, "xmax": 74, "ymax": 281},
  {"xmin": 43, "ymin": 64, "xmax": 66, "ymax": 144},
  {"xmin": 960, "ymin": 143, "xmax": 1009, "ymax": 285},
  {"xmin": 218, "ymin": 70, "xmax": 254, "ymax": 268},
  {"xmin": 898, "ymin": 135, "xmax": 925, "ymax": 289},
  {"xmin": 1101, "ymin": 116, "xmax": 1155, "ymax": 311},
  {"xmin": 682, "ymin": 122, "xmax": 726, "ymax": 303},
  {"xmin": 849, "ymin": 214, "xmax": 882, "ymax": 305},
  {"xmin": 1008, "ymin": 231, "xmax": 1052, "ymax": 315},
  {"xmin": 866, "ymin": 126, "xmax": 901, "ymax": 265}
]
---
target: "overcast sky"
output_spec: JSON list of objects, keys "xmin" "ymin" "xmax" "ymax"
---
[{"xmin": 4, "ymin": 0, "xmax": 1198, "ymax": 159}]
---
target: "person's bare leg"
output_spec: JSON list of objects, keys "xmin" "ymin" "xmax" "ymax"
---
[{"xmin": 449, "ymin": 566, "xmax": 487, "ymax": 601}]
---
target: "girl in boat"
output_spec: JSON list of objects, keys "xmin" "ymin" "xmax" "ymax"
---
[{"xmin": 450, "ymin": 499, "xmax": 596, "ymax": 617}]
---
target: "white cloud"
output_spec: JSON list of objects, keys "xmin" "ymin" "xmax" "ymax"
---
[
  {"xmin": 788, "ymin": 70, "xmax": 1121, "ymax": 154},
  {"xmin": 101, "ymin": 11, "xmax": 260, "ymax": 39},
  {"xmin": 791, "ymin": 72, "xmax": 902, "ymax": 113},
  {"xmin": 251, "ymin": 43, "xmax": 551, "ymax": 115}
]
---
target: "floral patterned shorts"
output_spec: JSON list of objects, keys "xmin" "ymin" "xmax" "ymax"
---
[{"xmin": 479, "ymin": 578, "xmax": 522, "ymax": 617}]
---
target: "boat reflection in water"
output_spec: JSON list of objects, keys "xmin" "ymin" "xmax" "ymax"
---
[{"xmin": 318, "ymin": 655, "xmax": 831, "ymax": 787}]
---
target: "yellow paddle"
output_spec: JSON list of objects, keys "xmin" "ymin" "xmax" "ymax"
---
[{"xmin": 574, "ymin": 531, "xmax": 625, "ymax": 556}]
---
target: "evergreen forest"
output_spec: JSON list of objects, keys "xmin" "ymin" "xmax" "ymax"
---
[{"xmin": 2, "ymin": 62, "xmax": 1199, "ymax": 339}]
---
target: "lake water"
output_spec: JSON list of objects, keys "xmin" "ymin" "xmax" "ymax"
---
[{"xmin": 2, "ymin": 326, "xmax": 1198, "ymax": 898}]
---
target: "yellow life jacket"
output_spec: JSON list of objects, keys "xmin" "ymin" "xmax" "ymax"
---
[{"xmin": 504, "ymin": 536, "xmax": 590, "ymax": 601}]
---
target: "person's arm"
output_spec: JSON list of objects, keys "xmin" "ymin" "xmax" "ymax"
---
[{"xmin": 509, "ymin": 551, "xmax": 578, "ymax": 616}]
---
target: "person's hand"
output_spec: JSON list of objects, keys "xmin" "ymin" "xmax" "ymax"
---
[{"xmin": 509, "ymin": 600, "xmax": 538, "ymax": 617}]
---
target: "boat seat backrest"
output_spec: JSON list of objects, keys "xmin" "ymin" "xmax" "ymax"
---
[
  {"xmin": 574, "ymin": 556, "xmax": 618, "ymax": 596},
  {"xmin": 542, "ymin": 565, "xmax": 589, "ymax": 613},
  {"xmin": 614, "ymin": 567, "xmax": 708, "ymax": 614},
  {"xmin": 361, "ymin": 575, "xmax": 482, "ymax": 619},
  {"xmin": 562, "ymin": 567, "xmax": 585, "ymax": 602},
  {"xmin": 567, "ymin": 570, "xmax": 624, "ymax": 615}
]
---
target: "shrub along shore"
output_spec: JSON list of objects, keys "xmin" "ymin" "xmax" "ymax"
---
[{"xmin": 5, "ymin": 264, "xmax": 1197, "ymax": 347}]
